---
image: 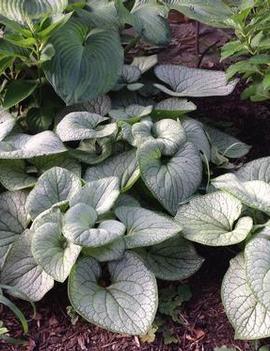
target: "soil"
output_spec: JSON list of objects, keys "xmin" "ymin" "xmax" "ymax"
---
[{"xmin": 1, "ymin": 15, "xmax": 270, "ymax": 351}]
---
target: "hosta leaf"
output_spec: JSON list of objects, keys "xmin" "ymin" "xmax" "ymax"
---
[
  {"xmin": 70, "ymin": 177, "xmax": 120, "ymax": 215},
  {"xmin": 56, "ymin": 112, "xmax": 117, "ymax": 142},
  {"xmin": 0, "ymin": 160, "xmax": 36, "ymax": 191},
  {"xmin": 0, "ymin": 131, "xmax": 67, "ymax": 159},
  {"xmin": 83, "ymin": 238, "xmax": 126, "ymax": 262},
  {"xmin": 32, "ymin": 221, "xmax": 81, "ymax": 283},
  {"xmin": 154, "ymin": 65, "xmax": 237, "ymax": 97},
  {"xmin": 84, "ymin": 150, "xmax": 139, "ymax": 192},
  {"xmin": 138, "ymin": 140, "xmax": 202, "ymax": 215},
  {"xmin": 236, "ymin": 156, "xmax": 270, "ymax": 183},
  {"xmin": 182, "ymin": 118, "xmax": 211, "ymax": 160},
  {"xmin": 1, "ymin": 230, "xmax": 54, "ymax": 302},
  {"xmin": 163, "ymin": 0, "xmax": 233, "ymax": 28},
  {"xmin": 26, "ymin": 167, "xmax": 82, "ymax": 219},
  {"xmin": 152, "ymin": 98, "xmax": 197, "ymax": 119},
  {"xmin": 0, "ymin": 191, "xmax": 28, "ymax": 268},
  {"xmin": 132, "ymin": 55, "xmax": 158, "ymax": 74},
  {"xmin": 63, "ymin": 203, "xmax": 125, "ymax": 247},
  {"xmin": 176, "ymin": 191, "xmax": 253, "ymax": 246},
  {"xmin": 212, "ymin": 174, "xmax": 270, "ymax": 215},
  {"xmin": 0, "ymin": 109, "xmax": 16, "ymax": 141},
  {"xmin": 44, "ymin": 19, "xmax": 124, "ymax": 105},
  {"xmin": 68, "ymin": 252, "xmax": 158, "ymax": 335},
  {"xmin": 137, "ymin": 235, "xmax": 204, "ymax": 280},
  {"xmin": 222, "ymin": 254, "xmax": 270, "ymax": 339},
  {"xmin": 205, "ymin": 125, "xmax": 251, "ymax": 158},
  {"xmin": 245, "ymin": 232, "xmax": 270, "ymax": 311},
  {"xmin": 130, "ymin": 4, "xmax": 170, "ymax": 46},
  {"xmin": 0, "ymin": 0, "xmax": 68, "ymax": 24},
  {"xmin": 115, "ymin": 206, "xmax": 181, "ymax": 248}
]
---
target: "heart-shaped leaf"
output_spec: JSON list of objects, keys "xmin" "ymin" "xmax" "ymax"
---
[
  {"xmin": 83, "ymin": 238, "xmax": 126, "ymax": 262},
  {"xmin": 212, "ymin": 173, "xmax": 270, "ymax": 215},
  {"xmin": 70, "ymin": 177, "xmax": 120, "ymax": 215},
  {"xmin": 0, "ymin": 160, "xmax": 36, "ymax": 191},
  {"xmin": 26, "ymin": 167, "xmax": 82, "ymax": 219},
  {"xmin": 0, "ymin": 0, "xmax": 68, "ymax": 24},
  {"xmin": 0, "ymin": 191, "xmax": 29, "ymax": 268},
  {"xmin": 56, "ymin": 112, "xmax": 117, "ymax": 142},
  {"xmin": 84, "ymin": 150, "xmax": 139, "ymax": 192},
  {"xmin": 176, "ymin": 191, "xmax": 253, "ymax": 246},
  {"xmin": 152, "ymin": 98, "xmax": 197, "ymax": 119},
  {"xmin": 68, "ymin": 252, "xmax": 158, "ymax": 335},
  {"xmin": 44, "ymin": 19, "xmax": 123, "ymax": 105},
  {"xmin": 32, "ymin": 218, "xmax": 81, "ymax": 283},
  {"xmin": 1, "ymin": 230, "xmax": 54, "ymax": 301},
  {"xmin": 115, "ymin": 206, "xmax": 181, "ymax": 248},
  {"xmin": 137, "ymin": 235, "xmax": 204, "ymax": 280},
  {"xmin": 222, "ymin": 254, "xmax": 270, "ymax": 339},
  {"xmin": 236, "ymin": 156, "xmax": 270, "ymax": 183},
  {"xmin": 63, "ymin": 203, "xmax": 125, "ymax": 247},
  {"xmin": 138, "ymin": 140, "xmax": 202, "ymax": 215},
  {"xmin": 0, "ymin": 131, "xmax": 67, "ymax": 159},
  {"xmin": 0, "ymin": 109, "xmax": 16, "ymax": 141},
  {"xmin": 154, "ymin": 65, "xmax": 237, "ymax": 97}
]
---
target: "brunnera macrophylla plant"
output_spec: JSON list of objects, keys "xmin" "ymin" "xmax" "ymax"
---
[
  {"xmin": 0, "ymin": 59, "xmax": 249, "ymax": 335},
  {"xmin": 175, "ymin": 156, "xmax": 270, "ymax": 340},
  {"xmin": 0, "ymin": 167, "xmax": 204, "ymax": 335}
]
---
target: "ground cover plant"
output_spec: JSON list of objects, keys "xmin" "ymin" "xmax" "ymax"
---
[{"xmin": 0, "ymin": 0, "xmax": 270, "ymax": 348}]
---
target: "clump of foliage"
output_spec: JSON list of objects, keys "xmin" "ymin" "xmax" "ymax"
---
[
  {"xmin": 0, "ymin": 0, "xmax": 263, "ymax": 343},
  {"xmin": 221, "ymin": 0, "xmax": 270, "ymax": 101}
]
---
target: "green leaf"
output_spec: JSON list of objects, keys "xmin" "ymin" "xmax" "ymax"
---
[
  {"xmin": 26, "ymin": 167, "xmax": 82, "ymax": 219},
  {"xmin": 115, "ymin": 206, "xmax": 181, "ymax": 248},
  {"xmin": 0, "ymin": 295, "xmax": 28, "ymax": 334},
  {"xmin": 176, "ymin": 191, "xmax": 253, "ymax": 246},
  {"xmin": 0, "ymin": 160, "xmax": 36, "ymax": 191},
  {"xmin": 212, "ymin": 173, "xmax": 270, "ymax": 215},
  {"xmin": 44, "ymin": 19, "xmax": 124, "ymax": 105},
  {"xmin": 245, "ymin": 231, "xmax": 270, "ymax": 311},
  {"xmin": 0, "ymin": 39, "xmax": 29, "ymax": 59},
  {"xmin": 205, "ymin": 125, "xmax": 251, "ymax": 159},
  {"xmin": 84, "ymin": 150, "xmax": 139, "ymax": 192},
  {"xmin": 154, "ymin": 65, "xmax": 237, "ymax": 97},
  {"xmin": 163, "ymin": 0, "xmax": 233, "ymax": 28},
  {"xmin": 0, "ymin": 131, "xmax": 67, "ymax": 159},
  {"xmin": 68, "ymin": 252, "xmax": 158, "ymax": 335},
  {"xmin": 63, "ymin": 203, "xmax": 125, "ymax": 247},
  {"xmin": 3, "ymin": 80, "xmax": 38, "ymax": 110},
  {"xmin": 32, "ymin": 219, "xmax": 81, "ymax": 283},
  {"xmin": 152, "ymin": 98, "xmax": 197, "ymax": 119},
  {"xmin": 222, "ymin": 254, "xmax": 270, "ymax": 339},
  {"xmin": 130, "ymin": 4, "xmax": 171, "ymax": 46},
  {"xmin": 0, "ymin": 0, "xmax": 68, "ymax": 24},
  {"xmin": 0, "ymin": 109, "xmax": 16, "ymax": 141},
  {"xmin": 138, "ymin": 140, "xmax": 202, "ymax": 215},
  {"xmin": 236, "ymin": 156, "xmax": 270, "ymax": 183},
  {"xmin": 70, "ymin": 177, "xmax": 120, "ymax": 215},
  {"xmin": 137, "ymin": 235, "xmax": 204, "ymax": 280},
  {"xmin": 0, "ymin": 191, "xmax": 28, "ymax": 268},
  {"xmin": 56, "ymin": 112, "xmax": 117, "ymax": 142},
  {"xmin": 1, "ymin": 230, "xmax": 54, "ymax": 301},
  {"xmin": 26, "ymin": 107, "xmax": 53, "ymax": 133}
]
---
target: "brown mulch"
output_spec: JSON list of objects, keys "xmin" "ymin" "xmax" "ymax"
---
[{"xmin": 0, "ymin": 248, "xmax": 253, "ymax": 351}]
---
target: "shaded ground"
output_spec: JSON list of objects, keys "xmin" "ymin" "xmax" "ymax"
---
[{"xmin": 1, "ymin": 16, "xmax": 270, "ymax": 351}]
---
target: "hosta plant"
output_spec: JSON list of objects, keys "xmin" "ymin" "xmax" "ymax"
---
[{"xmin": 175, "ymin": 156, "xmax": 270, "ymax": 340}]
